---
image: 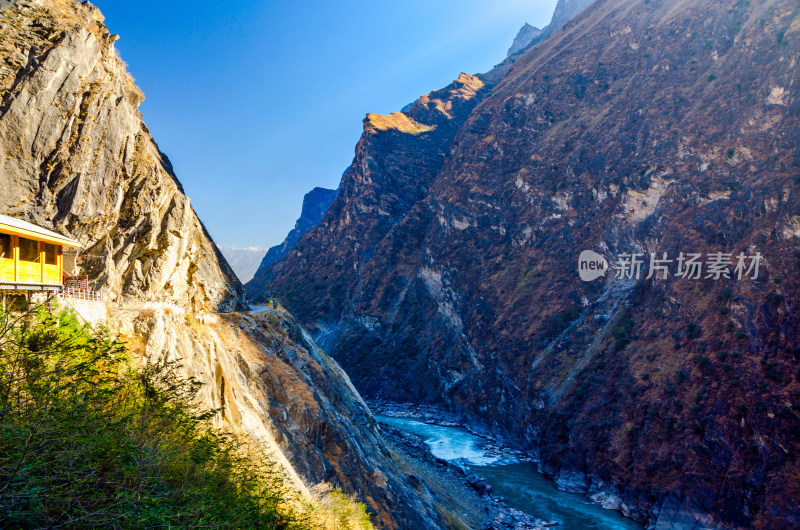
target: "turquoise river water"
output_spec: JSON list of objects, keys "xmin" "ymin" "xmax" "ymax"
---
[{"xmin": 376, "ymin": 415, "xmax": 641, "ymax": 530}]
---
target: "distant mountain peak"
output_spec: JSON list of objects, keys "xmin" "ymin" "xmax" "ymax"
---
[
  {"xmin": 245, "ymin": 186, "xmax": 337, "ymax": 295},
  {"xmin": 507, "ymin": 0, "xmax": 596, "ymax": 58},
  {"xmin": 217, "ymin": 246, "xmax": 267, "ymax": 283},
  {"xmin": 507, "ymin": 23, "xmax": 543, "ymax": 57}
]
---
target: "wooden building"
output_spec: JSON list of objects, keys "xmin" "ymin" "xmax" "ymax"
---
[{"xmin": 0, "ymin": 214, "xmax": 79, "ymax": 291}]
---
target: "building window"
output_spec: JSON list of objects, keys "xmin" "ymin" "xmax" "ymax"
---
[
  {"xmin": 19, "ymin": 238, "xmax": 39, "ymax": 262},
  {"xmin": 44, "ymin": 243, "xmax": 58, "ymax": 265},
  {"xmin": 0, "ymin": 234, "xmax": 10, "ymax": 260}
]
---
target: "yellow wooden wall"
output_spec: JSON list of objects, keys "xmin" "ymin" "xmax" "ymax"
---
[
  {"xmin": 0, "ymin": 257, "xmax": 13, "ymax": 282},
  {"xmin": 43, "ymin": 265, "xmax": 60, "ymax": 284},
  {"xmin": 0, "ymin": 235, "xmax": 63, "ymax": 284},
  {"xmin": 18, "ymin": 259, "xmax": 41, "ymax": 283}
]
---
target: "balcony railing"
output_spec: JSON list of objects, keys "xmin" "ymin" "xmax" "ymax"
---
[
  {"xmin": 62, "ymin": 287, "xmax": 103, "ymax": 302},
  {"xmin": 62, "ymin": 276, "xmax": 103, "ymax": 302}
]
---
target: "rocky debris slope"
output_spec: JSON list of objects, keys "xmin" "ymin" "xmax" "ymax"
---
[
  {"xmin": 0, "ymin": 1, "xmax": 446, "ymax": 527},
  {"xmin": 255, "ymin": 0, "xmax": 800, "ymax": 527}
]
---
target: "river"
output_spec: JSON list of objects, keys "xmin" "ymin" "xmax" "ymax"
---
[{"xmin": 376, "ymin": 415, "xmax": 642, "ymax": 530}]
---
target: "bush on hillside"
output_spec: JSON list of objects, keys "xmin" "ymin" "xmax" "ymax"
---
[{"xmin": 0, "ymin": 305, "xmax": 371, "ymax": 529}]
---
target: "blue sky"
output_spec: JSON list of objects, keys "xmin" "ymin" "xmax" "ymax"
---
[{"xmin": 93, "ymin": 1, "xmax": 558, "ymax": 249}]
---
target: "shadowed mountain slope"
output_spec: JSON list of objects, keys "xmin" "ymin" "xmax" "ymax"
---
[{"xmin": 258, "ymin": 0, "xmax": 800, "ymax": 526}]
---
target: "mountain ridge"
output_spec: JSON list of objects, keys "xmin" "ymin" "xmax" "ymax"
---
[
  {"xmin": 255, "ymin": 186, "xmax": 337, "ymax": 275},
  {"xmin": 253, "ymin": 0, "xmax": 800, "ymax": 527}
]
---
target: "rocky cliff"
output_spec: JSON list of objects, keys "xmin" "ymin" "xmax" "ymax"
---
[
  {"xmin": 506, "ymin": 0, "xmax": 596, "ymax": 58},
  {"xmin": 0, "ymin": 0, "xmax": 244, "ymax": 312},
  {"xmin": 255, "ymin": 0, "xmax": 800, "ymax": 527},
  {"xmin": 507, "ymin": 23, "xmax": 542, "ymax": 58},
  {"xmin": 0, "ymin": 1, "xmax": 446, "ymax": 528}
]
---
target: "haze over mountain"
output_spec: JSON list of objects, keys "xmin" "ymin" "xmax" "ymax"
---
[
  {"xmin": 249, "ymin": 0, "xmax": 800, "ymax": 527},
  {"xmin": 218, "ymin": 245, "xmax": 266, "ymax": 283}
]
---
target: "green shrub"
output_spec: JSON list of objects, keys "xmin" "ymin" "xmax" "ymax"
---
[
  {"xmin": 686, "ymin": 321, "xmax": 703, "ymax": 339},
  {"xmin": 0, "ymin": 307, "xmax": 305, "ymax": 529},
  {"xmin": 539, "ymin": 305, "xmax": 582, "ymax": 341},
  {"xmin": 612, "ymin": 307, "xmax": 635, "ymax": 349}
]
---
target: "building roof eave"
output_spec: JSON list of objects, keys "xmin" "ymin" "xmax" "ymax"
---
[{"xmin": 0, "ymin": 214, "xmax": 80, "ymax": 247}]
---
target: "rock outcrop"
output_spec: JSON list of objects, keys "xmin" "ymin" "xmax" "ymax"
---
[
  {"xmin": 254, "ymin": 0, "xmax": 800, "ymax": 527},
  {"xmin": 506, "ymin": 23, "xmax": 542, "ymax": 58},
  {"xmin": 0, "ymin": 1, "xmax": 446, "ymax": 527},
  {"xmin": 506, "ymin": 0, "xmax": 596, "ymax": 58}
]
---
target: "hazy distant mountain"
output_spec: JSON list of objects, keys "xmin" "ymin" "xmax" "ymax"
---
[
  {"xmin": 217, "ymin": 246, "xmax": 266, "ymax": 283},
  {"xmin": 506, "ymin": 23, "xmax": 542, "ymax": 57},
  {"xmin": 507, "ymin": 0, "xmax": 595, "ymax": 59},
  {"xmin": 246, "ymin": 187, "xmax": 336, "ymax": 296}
]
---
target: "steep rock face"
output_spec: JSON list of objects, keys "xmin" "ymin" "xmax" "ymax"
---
[
  {"xmin": 116, "ymin": 307, "xmax": 444, "ymax": 529},
  {"xmin": 247, "ymin": 186, "xmax": 336, "ymax": 293},
  {"xmin": 261, "ymin": 0, "xmax": 800, "ymax": 527},
  {"xmin": 0, "ymin": 0, "xmax": 243, "ymax": 312},
  {"xmin": 507, "ymin": 23, "xmax": 543, "ymax": 58},
  {"xmin": 0, "ymin": 2, "xmax": 446, "ymax": 528},
  {"xmin": 507, "ymin": 0, "xmax": 596, "ymax": 57},
  {"xmin": 253, "ymin": 71, "xmax": 497, "ymax": 313}
]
